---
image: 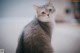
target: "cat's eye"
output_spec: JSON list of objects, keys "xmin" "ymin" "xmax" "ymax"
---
[
  {"xmin": 49, "ymin": 9, "xmax": 52, "ymax": 12},
  {"xmin": 41, "ymin": 12, "xmax": 45, "ymax": 14},
  {"xmin": 65, "ymin": 9, "xmax": 71, "ymax": 14}
]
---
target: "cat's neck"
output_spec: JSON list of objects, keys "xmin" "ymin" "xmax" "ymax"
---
[{"xmin": 36, "ymin": 18, "xmax": 53, "ymax": 37}]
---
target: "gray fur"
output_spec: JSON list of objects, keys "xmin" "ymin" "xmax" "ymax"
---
[
  {"xmin": 16, "ymin": 18, "xmax": 53, "ymax": 53},
  {"xmin": 16, "ymin": 0, "xmax": 55, "ymax": 53}
]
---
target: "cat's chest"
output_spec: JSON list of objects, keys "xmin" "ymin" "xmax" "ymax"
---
[{"xmin": 51, "ymin": 27, "xmax": 56, "ymax": 53}]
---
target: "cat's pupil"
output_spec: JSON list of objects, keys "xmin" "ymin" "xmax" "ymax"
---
[
  {"xmin": 42, "ymin": 12, "xmax": 45, "ymax": 14},
  {"xmin": 49, "ymin": 9, "xmax": 52, "ymax": 12}
]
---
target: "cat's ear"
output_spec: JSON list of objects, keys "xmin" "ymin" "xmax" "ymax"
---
[
  {"xmin": 48, "ymin": 0, "xmax": 54, "ymax": 6},
  {"xmin": 33, "ymin": 5, "xmax": 41, "ymax": 11}
]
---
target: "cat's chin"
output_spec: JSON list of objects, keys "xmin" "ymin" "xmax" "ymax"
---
[{"xmin": 37, "ymin": 17, "xmax": 51, "ymax": 23}]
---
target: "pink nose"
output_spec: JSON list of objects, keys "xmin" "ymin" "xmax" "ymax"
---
[{"xmin": 47, "ymin": 14, "xmax": 49, "ymax": 16}]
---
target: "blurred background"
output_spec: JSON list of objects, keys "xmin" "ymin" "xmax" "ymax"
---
[{"xmin": 0, "ymin": 0, "xmax": 80, "ymax": 53}]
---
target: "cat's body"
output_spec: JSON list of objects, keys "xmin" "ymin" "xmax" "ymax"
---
[
  {"xmin": 16, "ymin": 0, "xmax": 55, "ymax": 53},
  {"xmin": 16, "ymin": 18, "xmax": 53, "ymax": 53}
]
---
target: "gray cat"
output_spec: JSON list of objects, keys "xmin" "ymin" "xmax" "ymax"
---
[{"xmin": 16, "ymin": 0, "xmax": 55, "ymax": 53}]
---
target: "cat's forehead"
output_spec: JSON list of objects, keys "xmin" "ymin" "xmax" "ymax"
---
[{"xmin": 41, "ymin": 4, "xmax": 54, "ymax": 9}]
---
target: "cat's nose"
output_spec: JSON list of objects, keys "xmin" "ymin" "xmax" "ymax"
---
[{"xmin": 47, "ymin": 14, "xmax": 49, "ymax": 16}]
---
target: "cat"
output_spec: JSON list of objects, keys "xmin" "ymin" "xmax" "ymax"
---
[{"xmin": 16, "ymin": 0, "xmax": 55, "ymax": 53}]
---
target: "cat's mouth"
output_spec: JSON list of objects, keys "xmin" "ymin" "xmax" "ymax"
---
[{"xmin": 47, "ymin": 15, "xmax": 50, "ymax": 18}]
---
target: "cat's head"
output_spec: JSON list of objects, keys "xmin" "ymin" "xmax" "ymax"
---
[{"xmin": 34, "ymin": 0, "xmax": 55, "ymax": 22}]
